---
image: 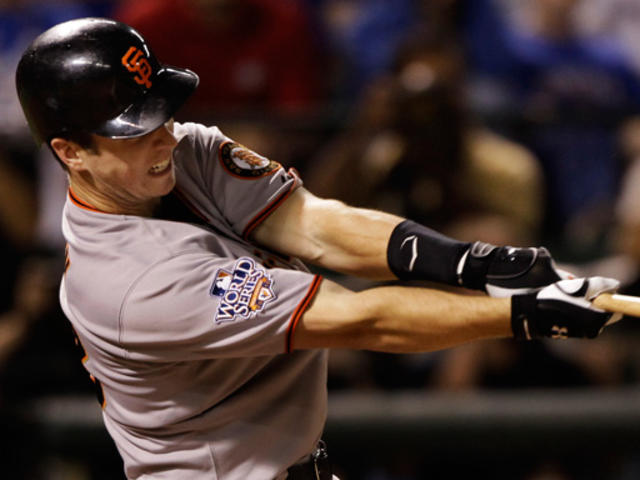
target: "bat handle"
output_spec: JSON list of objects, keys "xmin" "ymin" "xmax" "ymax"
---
[{"xmin": 593, "ymin": 293, "xmax": 640, "ymax": 317}]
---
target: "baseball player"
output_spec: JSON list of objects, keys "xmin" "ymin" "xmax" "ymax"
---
[{"xmin": 15, "ymin": 18, "xmax": 622, "ymax": 480}]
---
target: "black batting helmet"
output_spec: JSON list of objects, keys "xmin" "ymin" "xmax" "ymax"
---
[{"xmin": 15, "ymin": 17, "xmax": 199, "ymax": 145}]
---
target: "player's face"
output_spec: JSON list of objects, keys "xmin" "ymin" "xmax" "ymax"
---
[{"xmin": 78, "ymin": 120, "xmax": 178, "ymax": 211}]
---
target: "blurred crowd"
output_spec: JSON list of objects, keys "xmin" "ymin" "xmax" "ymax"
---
[{"xmin": 3, "ymin": 0, "xmax": 640, "ymax": 479}]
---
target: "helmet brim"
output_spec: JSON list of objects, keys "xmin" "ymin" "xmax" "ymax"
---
[{"xmin": 93, "ymin": 66, "xmax": 199, "ymax": 139}]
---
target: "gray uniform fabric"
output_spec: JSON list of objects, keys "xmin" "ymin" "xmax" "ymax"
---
[{"xmin": 60, "ymin": 122, "xmax": 328, "ymax": 479}]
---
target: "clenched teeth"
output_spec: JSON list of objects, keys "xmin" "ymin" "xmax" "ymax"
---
[{"xmin": 149, "ymin": 158, "xmax": 171, "ymax": 174}]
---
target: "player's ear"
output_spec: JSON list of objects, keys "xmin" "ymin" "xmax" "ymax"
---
[{"xmin": 50, "ymin": 137, "xmax": 86, "ymax": 171}]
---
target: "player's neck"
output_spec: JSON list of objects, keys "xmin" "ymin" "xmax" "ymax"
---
[{"xmin": 69, "ymin": 178, "xmax": 159, "ymax": 217}]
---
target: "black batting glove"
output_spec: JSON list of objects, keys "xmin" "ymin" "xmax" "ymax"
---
[
  {"xmin": 511, "ymin": 277, "xmax": 622, "ymax": 340},
  {"xmin": 458, "ymin": 241, "xmax": 570, "ymax": 297}
]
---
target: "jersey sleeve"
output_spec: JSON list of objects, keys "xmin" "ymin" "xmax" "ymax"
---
[
  {"xmin": 174, "ymin": 122, "xmax": 302, "ymax": 239},
  {"xmin": 119, "ymin": 253, "xmax": 322, "ymax": 361}
]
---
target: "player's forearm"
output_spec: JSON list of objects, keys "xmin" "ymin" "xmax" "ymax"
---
[
  {"xmin": 307, "ymin": 201, "xmax": 403, "ymax": 279},
  {"xmin": 296, "ymin": 283, "xmax": 512, "ymax": 352},
  {"xmin": 254, "ymin": 188, "xmax": 403, "ymax": 279},
  {"xmin": 359, "ymin": 288, "xmax": 512, "ymax": 352}
]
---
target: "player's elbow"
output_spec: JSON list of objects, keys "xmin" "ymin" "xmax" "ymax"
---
[{"xmin": 298, "ymin": 198, "xmax": 350, "ymax": 263}]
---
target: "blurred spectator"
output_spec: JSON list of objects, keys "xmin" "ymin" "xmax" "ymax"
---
[
  {"xmin": 0, "ymin": 254, "xmax": 87, "ymax": 403},
  {"xmin": 315, "ymin": 0, "xmax": 468, "ymax": 103},
  {"xmin": 305, "ymin": 28, "xmax": 544, "ymax": 246},
  {"xmin": 463, "ymin": 0, "xmax": 640, "ymax": 259},
  {"xmin": 317, "ymin": 0, "xmax": 416, "ymax": 100},
  {"xmin": 115, "ymin": 0, "xmax": 325, "ymax": 118},
  {"xmin": 0, "ymin": 259, "xmax": 51, "ymax": 374},
  {"xmin": 576, "ymin": 0, "xmax": 640, "ymax": 75},
  {"xmin": 0, "ymin": 151, "xmax": 37, "ymax": 311}
]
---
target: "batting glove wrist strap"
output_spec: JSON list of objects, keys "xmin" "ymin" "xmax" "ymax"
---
[
  {"xmin": 511, "ymin": 277, "xmax": 621, "ymax": 340},
  {"xmin": 456, "ymin": 241, "xmax": 498, "ymax": 291},
  {"xmin": 458, "ymin": 242, "xmax": 564, "ymax": 297},
  {"xmin": 511, "ymin": 293, "xmax": 537, "ymax": 340}
]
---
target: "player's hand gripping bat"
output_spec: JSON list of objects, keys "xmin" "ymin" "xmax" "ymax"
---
[{"xmin": 511, "ymin": 277, "xmax": 623, "ymax": 339}]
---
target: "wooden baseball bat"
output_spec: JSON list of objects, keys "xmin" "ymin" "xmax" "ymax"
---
[{"xmin": 593, "ymin": 293, "xmax": 640, "ymax": 317}]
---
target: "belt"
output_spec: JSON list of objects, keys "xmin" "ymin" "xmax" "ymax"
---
[{"xmin": 286, "ymin": 441, "xmax": 333, "ymax": 480}]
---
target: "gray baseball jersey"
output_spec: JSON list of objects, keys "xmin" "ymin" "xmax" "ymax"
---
[{"xmin": 60, "ymin": 122, "xmax": 329, "ymax": 479}]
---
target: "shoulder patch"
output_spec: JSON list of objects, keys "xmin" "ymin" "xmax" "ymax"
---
[
  {"xmin": 219, "ymin": 141, "xmax": 281, "ymax": 178},
  {"xmin": 209, "ymin": 257, "xmax": 276, "ymax": 324}
]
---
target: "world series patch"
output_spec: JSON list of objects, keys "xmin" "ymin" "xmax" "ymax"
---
[
  {"xmin": 219, "ymin": 141, "xmax": 280, "ymax": 178},
  {"xmin": 210, "ymin": 257, "xmax": 276, "ymax": 324}
]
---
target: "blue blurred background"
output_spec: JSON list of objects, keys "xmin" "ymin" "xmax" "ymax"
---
[{"xmin": 3, "ymin": 0, "xmax": 640, "ymax": 478}]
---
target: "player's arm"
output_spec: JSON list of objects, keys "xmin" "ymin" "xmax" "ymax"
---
[
  {"xmin": 296, "ymin": 279, "xmax": 511, "ymax": 351},
  {"xmin": 293, "ymin": 276, "xmax": 621, "ymax": 351},
  {"xmin": 252, "ymin": 187, "xmax": 566, "ymax": 295},
  {"xmin": 252, "ymin": 186, "xmax": 402, "ymax": 279}
]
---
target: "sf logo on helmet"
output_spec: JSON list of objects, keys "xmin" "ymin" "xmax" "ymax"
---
[{"xmin": 121, "ymin": 46, "xmax": 153, "ymax": 88}]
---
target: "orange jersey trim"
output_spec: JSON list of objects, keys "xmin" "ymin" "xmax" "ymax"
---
[
  {"xmin": 242, "ymin": 171, "xmax": 299, "ymax": 240},
  {"xmin": 68, "ymin": 188, "xmax": 105, "ymax": 213},
  {"xmin": 72, "ymin": 327, "xmax": 107, "ymax": 410},
  {"xmin": 285, "ymin": 275, "xmax": 323, "ymax": 353}
]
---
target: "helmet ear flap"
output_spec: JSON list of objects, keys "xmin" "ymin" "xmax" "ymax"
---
[{"xmin": 15, "ymin": 17, "xmax": 198, "ymax": 146}]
